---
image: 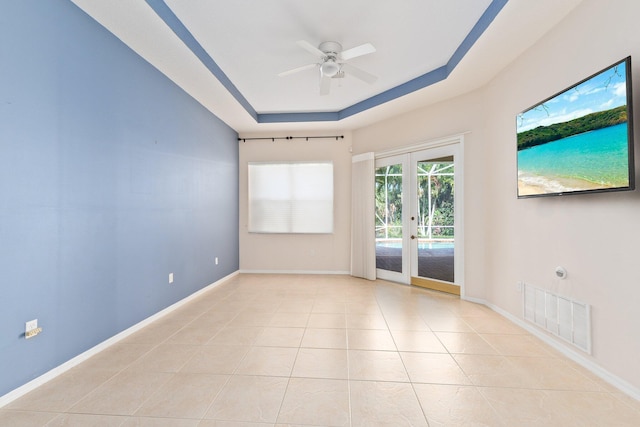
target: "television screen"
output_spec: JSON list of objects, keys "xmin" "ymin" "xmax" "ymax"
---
[{"xmin": 517, "ymin": 57, "xmax": 634, "ymax": 198}]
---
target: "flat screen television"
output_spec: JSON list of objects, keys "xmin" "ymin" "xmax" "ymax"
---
[{"xmin": 516, "ymin": 57, "xmax": 634, "ymax": 198}]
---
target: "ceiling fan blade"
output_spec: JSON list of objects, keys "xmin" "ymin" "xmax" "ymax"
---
[
  {"xmin": 339, "ymin": 43, "xmax": 376, "ymax": 61},
  {"xmin": 319, "ymin": 75, "xmax": 331, "ymax": 96},
  {"xmin": 297, "ymin": 40, "xmax": 326, "ymax": 58},
  {"xmin": 278, "ymin": 63, "xmax": 317, "ymax": 77},
  {"xmin": 341, "ymin": 63, "xmax": 378, "ymax": 84}
]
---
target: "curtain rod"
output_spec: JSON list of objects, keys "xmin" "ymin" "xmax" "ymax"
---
[{"xmin": 238, "ymin": 135, "xmax": 344, "ymax": 142}]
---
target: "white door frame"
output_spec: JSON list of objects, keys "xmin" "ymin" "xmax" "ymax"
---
[
  {"xmin": 410, "ymin": 144, "xmax": 463, "ymax": 293},
  {"xmin": 375, "ymin": 134, "xmax": 465, "ymax": 296}
]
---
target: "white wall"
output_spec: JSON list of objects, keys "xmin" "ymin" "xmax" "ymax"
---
[
  {"xmin": 239, "ymin": 131, "xmax": 352, "ymax": 273},
  {"xmin": 353, "ymin": 0, "xmax": 640, "ymax": 393}
]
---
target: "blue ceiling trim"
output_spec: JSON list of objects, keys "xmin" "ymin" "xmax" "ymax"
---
[
  {"xmin": 144, "ymin": 0, "xmax": 258, "ymax": 121},
  {"xmin": 147, "ymin": 0, "xmax": 508, "ymax": 125},
  {"xmin": 258, "ymin": 111, "xmax": 340, "ymax": 124},
  {"xmin": 447, "ymin": 0, "xmax": 508, "ymax": 74},
  {"xmin": 339, "ymin": 66, "xmax": 449, "ymax": 120}
]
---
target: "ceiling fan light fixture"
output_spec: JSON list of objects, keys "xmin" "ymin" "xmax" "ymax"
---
[{"xmin": 321, "ymin": 59, "xmax": 340, "ymax": 77}]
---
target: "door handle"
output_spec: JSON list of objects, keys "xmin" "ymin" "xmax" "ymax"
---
[{"xmin": 411, "ymin": 235, "xmax": 416, "ymax": 240}]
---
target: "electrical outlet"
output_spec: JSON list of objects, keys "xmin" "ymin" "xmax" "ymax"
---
[
  {"xmin": 169, "ymin": 273, "xmax": 174, "ymax": 284},
  {"xmin": 516, "ymin": 281, "xmax": 523, "ymax": 292},
  {"xmin": 215, "ymin": 257, "xmax": 219, "ymax": 265},
  {"xmin": 26, "ymin": 319, "xmax": 38, "ymax": 333},
  {"xmin": 25, "ymin": 319, "xmax": 42, "ymax": 339}
]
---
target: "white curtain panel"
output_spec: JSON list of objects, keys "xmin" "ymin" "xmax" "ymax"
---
[{"xmin": 351, "ymin": 152, "xmax": 376, "ymax": 280}]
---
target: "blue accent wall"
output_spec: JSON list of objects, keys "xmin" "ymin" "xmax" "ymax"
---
[{"xmin": 0, "ymin": 1, "xmax": 239, "ymax": 397}]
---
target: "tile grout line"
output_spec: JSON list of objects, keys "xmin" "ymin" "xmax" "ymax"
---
[
  {"xmin": 383, "ymin": 301, "xmax": 432, "ymax": 427},
  {"xmin": 345, "ymin": 299, "xmax": 353, "ymax": 427}
]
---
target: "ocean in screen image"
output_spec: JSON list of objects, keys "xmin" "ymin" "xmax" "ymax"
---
[{"xmin": 517, "ymin": 123, "xmax": 629, "ymax": 195}]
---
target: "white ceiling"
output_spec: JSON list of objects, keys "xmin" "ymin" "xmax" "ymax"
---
[
  {"xmin": 164, "ymin": 0, "xmax": 492, "ymax": 113},
  {"xmin": 70, "ymin": 0, "xmax": 584, "ymax": 134}
]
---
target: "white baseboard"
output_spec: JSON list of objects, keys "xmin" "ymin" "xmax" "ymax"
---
[
  {"xmin": 461, "ymin": 295, "xmax": 640, "ymax": 401},
  {"xmin": 238, "ymin": 269, "xmax": 351, "ymax": 275},
  {"xmin": 461, "ymin": 295, "xmax": 485, "ymax": 305},
  {"xmin": 0, "ymin": 271, "xmax": 239, "ymax": 408}
]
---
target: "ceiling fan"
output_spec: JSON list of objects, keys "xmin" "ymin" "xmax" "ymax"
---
[{"xmin": 278, "ymin": 40, "xmax": 378, "ymax": 95}]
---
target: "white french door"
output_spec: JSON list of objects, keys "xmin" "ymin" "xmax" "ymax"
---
[
  {"xmin": 375, "ymin": 154, "xmax": 410, "ymax": 283},
  {"xmin": 375, "ymin": 140, "xmax": 463, "ymax": 294}
]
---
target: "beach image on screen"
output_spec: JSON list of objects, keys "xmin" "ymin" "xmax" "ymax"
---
[{"xmin": 516, "ymin": 60, "xmax": 630, "ymax": 197}]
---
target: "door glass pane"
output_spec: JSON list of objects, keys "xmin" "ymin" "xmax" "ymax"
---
[
  {"xmin": 375, "ymin": 164, "xmax": 403, "ymax": 273},
  {"xmin": 416, "ymin": 157, "xmax": 454, "ymax": 282}
]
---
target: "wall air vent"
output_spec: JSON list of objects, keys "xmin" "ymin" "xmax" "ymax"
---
[{"xmin": 523, "ymin": 283, "xmax": 591, "ymax": 354}]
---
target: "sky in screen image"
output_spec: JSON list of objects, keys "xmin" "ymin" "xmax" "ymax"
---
[{"xmin": 517, "ymin": 61, "xmax": 628, "ymax": 133}]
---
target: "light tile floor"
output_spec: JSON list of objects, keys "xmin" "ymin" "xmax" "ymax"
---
[{"xmin": 2, "ymin": 274, "xmax": 640, "ymax": 426}]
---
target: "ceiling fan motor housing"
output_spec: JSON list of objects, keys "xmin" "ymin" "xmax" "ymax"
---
[{"xmin": 318, "ymin": 41, "xmax": 342, "ymax": 55}]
